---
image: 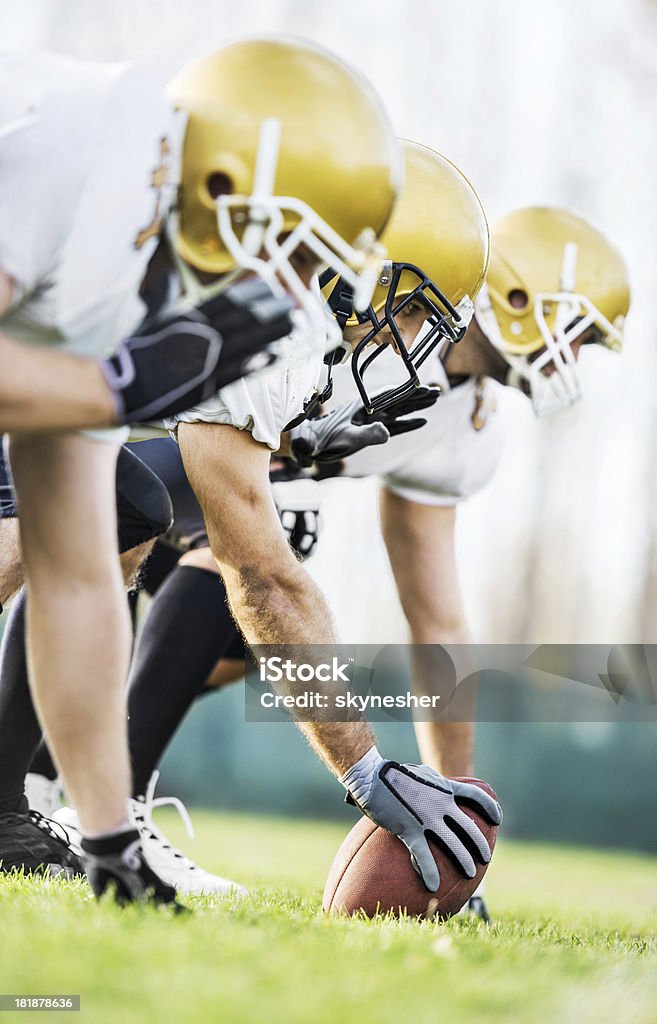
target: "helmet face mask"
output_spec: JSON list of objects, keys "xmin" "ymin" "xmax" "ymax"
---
[
  {"xmin": 345, "ymin": 263, "xmax": 475, "ymax": 412},
  {"xmin": 322, "ymin": 140, "xmax": 489, "ymax": 413}
]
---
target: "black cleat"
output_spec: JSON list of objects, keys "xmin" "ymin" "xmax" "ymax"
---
[
  {"xmin": 0, "ymin": 798, "xmax": 84, "ymax": 878},
  {"xmin": 102, "ymin": 278, "xmax": 294, "ymax": 424},
  {"xmin": 81, "ymin": 829, "xmax": 185, "ymax": 911},
  {"xmin": 464, "ymin": 895, "xmax": 491, "ymax": 923}
]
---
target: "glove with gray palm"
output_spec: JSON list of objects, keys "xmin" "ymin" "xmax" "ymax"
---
[
  {"xmin": 288, "ymin": 386, "xmax": 440, "ymax": 468},
  {"xmin": 341, "ymin": 746, "xmax": 502, "ymax": 892}
]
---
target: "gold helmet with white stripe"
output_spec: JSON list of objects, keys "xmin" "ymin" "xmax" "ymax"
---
[
  {"xmin": 168, "ymin": 36, "xmax": 402, "ymax": 319},
  {"xmin": 476, "ymin": 206, "xmax": 630, "ymax": 415}
]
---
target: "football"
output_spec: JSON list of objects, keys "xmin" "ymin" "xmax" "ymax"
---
[{"xmin": 323, "ymin": 778, "xmax": 499, "ymax": 919}]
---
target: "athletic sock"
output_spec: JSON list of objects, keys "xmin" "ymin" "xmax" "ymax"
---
[
  {"xmin": 128, "ymin": 565, "xmax": 243, "ymax": 797},
  {"xmin": 0, "ymin": 589, "xmax": 44, "ymax": 814},
  {"xmin": 82, "ymin": 817, "xmax": 134, "ymax": 841}
]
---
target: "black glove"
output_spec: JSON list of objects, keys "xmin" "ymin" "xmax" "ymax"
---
[
  {"xmin": 352, "ymin": 386, "xmax": 441, "ymax": 436},
  {"xmin": 102, "ymin": 278, "xmax": 293, "ymax": 425},
  {"xmin": 288, "ymin": 387, "xmax": 440, "ymax": 468}
]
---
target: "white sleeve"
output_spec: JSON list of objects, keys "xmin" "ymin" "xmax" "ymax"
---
[
  {"xmin": 169, "ymin": 335, "xmax": 323, "ymax": 450},
  {"xmin": 170, "ymin": 361, "xmax": 306, "ymax": 450},
  {"xmin": 0, "ymin": 110, "xmax": 68, "ymax": 303}
]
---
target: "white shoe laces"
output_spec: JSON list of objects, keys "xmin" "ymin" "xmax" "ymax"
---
[{"xmin": 132, "ymin": 772, "xmax": 200, "ymax": 872}]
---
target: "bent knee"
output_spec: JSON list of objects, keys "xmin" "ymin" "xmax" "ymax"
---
[{"xmin": 116, "ymin": 447, "xmax": 174, "ymax": 553}]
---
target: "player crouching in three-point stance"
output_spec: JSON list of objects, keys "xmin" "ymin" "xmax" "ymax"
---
[
  {"xmin": 164, "ymin": 44, "xmax": 502, "ymax": 896},
  {"xmin": 325, "ymin": 205, "xmax": 630, "ymax": 916},
  {"xmin": 0, "ymin": 48, "xmax": 297, "ymax": 906},
  {"xmin": 0, "ymin": 36, "xmax": 386, "ymax": 906}
]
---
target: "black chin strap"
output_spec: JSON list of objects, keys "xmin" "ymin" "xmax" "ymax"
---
[{"xmin": 319, "ymin": 269, "xmax": 356, "ymax": 334}]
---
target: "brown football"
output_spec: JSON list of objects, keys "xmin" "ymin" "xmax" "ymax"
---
[{"xmin": 323, "ymin": 777, "xmax": 499, "ymax": 919}]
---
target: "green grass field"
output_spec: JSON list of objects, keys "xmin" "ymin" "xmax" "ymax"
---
[{"xmin": 1, "ymin": 809, "xmax": 657, "ymax": 1024}]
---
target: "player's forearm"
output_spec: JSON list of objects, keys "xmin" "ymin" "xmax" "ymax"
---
[
  {"xmin": 219, "ymin": 547, "xmax": 377, "ymax": 776},
  {"xmin": 297, "ymin": 721, "xmax": 377, "ymax": 778},
  {"xmin": 0, "ymin": 332, "xmax": 115, "ymax": 432}
]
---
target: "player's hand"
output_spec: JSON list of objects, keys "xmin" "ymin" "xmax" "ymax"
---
[
  {"xmin": 102, "ymin": 278, "xmax": 294, "ymax": 425},
  {"xmin": 288, "ymin": 387, "xmax": 440, "ymax": 468},
  {"xmin": 271, "ymin": 471, "xmax": 322, "ymax": 559},
  {"xmin": 341, "ymin": 749, "xmax": 502, "ymax": 892},
  {"xmin": 352, "ymin": 386, "xmax": 440, "ymax": 436}
]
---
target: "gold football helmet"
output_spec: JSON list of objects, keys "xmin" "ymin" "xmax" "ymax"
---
[
  {"xmin": 322, "ymin": 140, "xmax": 489, "ymax": 411},
  {"xmin": 476, "ymin": 206, "xmax": 630, "ymax": 415},
  {"xmin": 167, "ymin": 37, "xmax": 401, "ymax": 325}
]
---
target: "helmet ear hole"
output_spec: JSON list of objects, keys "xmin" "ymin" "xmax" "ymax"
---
[
  {"xmin": 206, "ymin": 172, "xmax": 234, "ymax": 199},
  {"xmin": 508, "ymin": 288, "xmax": 529, "ymax": 310}
]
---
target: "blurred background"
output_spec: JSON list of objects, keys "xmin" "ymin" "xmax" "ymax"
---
[{"xmin": 2, "ymin": 0, "xmax": 657, "ymax": 851}]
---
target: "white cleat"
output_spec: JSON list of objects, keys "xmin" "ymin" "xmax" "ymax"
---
[
  {"xmin": 53, "ymin": 773, "xmax": 246, "ymax": 899},
  {"xmin": 131, "ymin": 773, "xmax": 247, "ymax": 899},
  {"xmin": 24, "ymin": 773, "xmax": 63, "ymax": 819},
  {"xmin": 51, "ymin": 806, "xmax": 83, "ymax": 856}
]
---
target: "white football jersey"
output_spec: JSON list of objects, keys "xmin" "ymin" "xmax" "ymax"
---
[
  {"xmin": 172, "ymin": 320, "xmax": 326, "ymax": 451},
  {"xmin": 0, "ymin": 52, "xmax": 182, "ymax": 358},
  {"xmin": 330, "ymin": 340, "xmax": 506, "ymax": 505},
  {"xmin": 171, "ymin": 275, "xmax": 332, "ymax": 451}
]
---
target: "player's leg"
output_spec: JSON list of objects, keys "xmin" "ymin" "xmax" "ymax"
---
[
  {"xmin": 379, "ymin": 489, "xmax": 475, "ymax": 778},
  {"xmin": 7, "ymin": 432, "xmax": 131, "ymax": 833},
  {"xmin": 7, "ymin": 431, "xmax": 180, "ymax": 904},
  {"xmin": 0, "ymin": 441, "xmax": 24, "ymax": 609},
  {"xmin": 1, "ymin": 446, "xmax": 74, "ymax": 840},
  {"xmin": 53, "ymin": 539, "xmax": 248, "ymax": 896},
  {"xmin": 380, "ymin": 489, "xmax": 492, "ymax": 920},
  {"xmin": 0, "ymin": 450, "xmax": 174, "ymax": 875},
  {"xmin": 121, "ymin": 544, "xmax": 248, "ymax": 896},
  {"xmin": 21, "ymin": 537, "xmax": 156, "ymax": 820},
  {"xmin": 127, "ymin": 550, "xmax": 242, "ymax": 800},
  {"xmin": 0, "ymin": 587, "xmax": 82, "ymax": 875}
]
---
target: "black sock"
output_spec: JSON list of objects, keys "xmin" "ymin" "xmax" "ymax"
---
[
  {"xmin": 28, "ymin": 739, "xmax": 58, "ymax": 781},
  {"xmin": 0, "ymin": 589, "xmax": 43, "ymax": 814},
  {"xmin": 128, "ymin": 565, "xmax": 242, "ymax": 798}
]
